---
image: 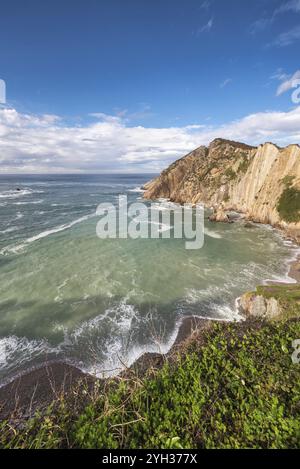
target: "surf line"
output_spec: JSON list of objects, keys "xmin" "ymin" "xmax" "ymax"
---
[
  {"xmin": 96, "ymin": 195, "xmax": 205, "ymax": 250},
  {"xmin": 0, "ymin": 213, "xmax": 96, "ymax": 255}
]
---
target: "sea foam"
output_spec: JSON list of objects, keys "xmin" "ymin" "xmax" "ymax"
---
[{"xmin": 0, "ymin": 212, "xmax": 96, "ymax": 255}]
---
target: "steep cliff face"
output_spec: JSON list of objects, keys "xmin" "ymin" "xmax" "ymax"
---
[{"xmin": 143, "ymin": 138, "xmax": 300, "ymax": 239}]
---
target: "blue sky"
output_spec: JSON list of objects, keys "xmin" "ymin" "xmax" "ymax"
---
[{"xmin": 0, "ymin": 0, "xmax": 300, "ymax": 172}]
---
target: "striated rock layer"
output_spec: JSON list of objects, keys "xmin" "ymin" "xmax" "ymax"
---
[{"xmin": 143, "ymin": 138, "xmax": 300, "ymax": 240}]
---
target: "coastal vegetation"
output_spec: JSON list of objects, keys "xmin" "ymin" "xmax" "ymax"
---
[
  {"xmin": 1, "ymin": 318, "xmax": 299, "ymax": 449},
  {"xmin": 255, "ymin": 285, "xmax": 300, "ymax": 320},
  {"xmin": 237, "ymin": 156, "xmax": 251, "ymax": 174},
  {"xmin": 224, "ymin": 167, "xmax": 236, "ymax": 180},
  {"xmin": 277, "ymin": 186, "xmax": 300, "ymax": 223},
  {"xmin": 1, "ymin": 139, "xmax": 300, "ymax": 449}
]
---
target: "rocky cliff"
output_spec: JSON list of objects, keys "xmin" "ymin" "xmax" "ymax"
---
[
  {"xmin": 143, "ymin": 138, "xmax": 300, "ymax": 240},
  {"xmin": 238, "ymin": 284, "xmax": 300, "ymax": 321}
]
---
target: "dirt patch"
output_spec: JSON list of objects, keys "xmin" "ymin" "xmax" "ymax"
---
[{"xmin": 0, "ymin": 362, "xmax": 95, "ymax": 421}]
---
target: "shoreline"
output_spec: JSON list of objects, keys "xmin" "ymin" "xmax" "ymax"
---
[
  {"xmin": 1, "ymin": 232, "xmax": 299, "ymax": 421},
  {"xmin": 285, "ymin": 254, "xmax": 300, "ymax": 283},
  {"xmin": 0, "ymin": 316, "xmax": 210, "ymax": 421}
]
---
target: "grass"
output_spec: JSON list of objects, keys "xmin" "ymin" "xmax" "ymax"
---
[
  {"xmin": 254, "ymin": 285, "xmax": 300, "ymax": 320},
  {"xmin": 256, "ymin": 284, "xmax": 300, "ymax": 302},
  {"xmin": 1, "ymin": 319, "xmax": 300, "ymax": 449}
]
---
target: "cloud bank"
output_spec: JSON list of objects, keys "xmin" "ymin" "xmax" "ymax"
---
[{"xmin": 0, "ymin": 106, "xmax": 300, "ymax": 173}]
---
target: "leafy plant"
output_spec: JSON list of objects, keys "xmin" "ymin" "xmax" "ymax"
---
[{"xmin": 1, "ymin": 320, "xmax": 300, "ymax": 449}]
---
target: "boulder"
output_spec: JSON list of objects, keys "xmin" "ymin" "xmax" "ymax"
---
[
  {"xmin": 209, "ymin": 209, "xmax": 231, "ymax": 223},
  {"xmin": 239, "ymin": 292, "xmax": 281, "ymax": 320}
]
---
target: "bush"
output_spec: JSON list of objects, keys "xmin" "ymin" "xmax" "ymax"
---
[
  {"xmin": 237, "ymin": 157, "xmax": 251, "ymax": 174},
  {"xmin": 224, "ymin": 168, "xmax": 236, "ymax": 180},
  {"xmin": 277, "ymin": 187, "xmax": 300, "ymax": 223}
]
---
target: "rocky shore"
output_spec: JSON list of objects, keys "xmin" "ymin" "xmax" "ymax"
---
[
  {"xmin": 0, "ymin": 316, "xmax": 210, "ymax": 421},
  {"xmin": 143, "ymin": 138, "xmax": 300, "ymax": 242},
  {"xmin": 1, "ymin": 252, "xmax": 299, "ymax": 422},
  {"xmin": 1, "ymin": 137, "xmax": 300, "ymax": 424}
]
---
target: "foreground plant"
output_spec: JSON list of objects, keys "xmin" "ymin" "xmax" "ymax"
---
[{"xmin": 1, "ymin": 319, "xmax": 300, "ymax": 449}]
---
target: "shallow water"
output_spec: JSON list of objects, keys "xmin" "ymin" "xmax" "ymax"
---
[{"xmin": 0, "ymin": 174, "xmax": 298, "ymax": 383}]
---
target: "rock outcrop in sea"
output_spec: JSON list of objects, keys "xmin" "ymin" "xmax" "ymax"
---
[{"xmin": 143, "ymin": 138, "xmax": 300, "ymax": 241}]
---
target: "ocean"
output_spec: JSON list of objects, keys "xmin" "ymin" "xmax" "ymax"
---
[{"xmin": 0, "ymin": 173, "xmax": 298, "ymax": 384}]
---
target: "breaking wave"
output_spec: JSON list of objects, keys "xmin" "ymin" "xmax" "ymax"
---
[{"xmin": 0, "ymin": 212, "xmax": 96, "ymax": 255}]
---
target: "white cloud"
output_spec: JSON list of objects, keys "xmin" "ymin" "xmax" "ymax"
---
[
  {"xmin": 270, "ymin": 68, "xmax": 289, "ymax": 82},
  {"xmin": 271, "ymin": 24, "xmax": 300, "ymax": 46},
  {"xmin": 198, "ymin": 17, "xmax": 213, "ymax": 34},
  {"xmin": 276, "ymin": 70, "xmax": 300, "ymax": 95},
  {"xmin": 251, "ymin": 1, "xmax": 300, "ymax": 43},
  {"xmin": 220, "ymin": 78, "xmax": 232, "ymax": 89},
  {"xmin": 249, "ymin": 18, "xmax": 274, "ymax": 35},
  {"xmin": 0, "ymin": 107, "xmax": 300, "ymax": 173},
  {"xmin": 200, "ymin": 0, "xmax": 212, "ymax": 10},
  {"xmin": 88, "ymin": 112, "xmax": 122, "ymax": 124},
  {"xmin": 274, "ymin": 0, "xmax": 300, "ymax": 15}
]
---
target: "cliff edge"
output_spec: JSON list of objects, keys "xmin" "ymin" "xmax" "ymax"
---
[{"xmin": 143, "ymin": 138, "xmax": 300, "ymax": 241}]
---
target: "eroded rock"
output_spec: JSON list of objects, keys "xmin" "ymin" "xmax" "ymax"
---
[
  {"xmin": 239, "ymin": 292, "xmax": 281, "ymax": 320},
  {"xmin": 209, "ymin": 209, "xmax": 231, "ymax": 223},
  {"xmin": 143, "ymin": 138, "xmax": 300, "ymax": 238}
]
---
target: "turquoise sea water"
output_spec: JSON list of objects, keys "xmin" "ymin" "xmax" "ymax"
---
[{"xmin": 0, "ymin": 174, "xmax": 298, "ymax": 383}]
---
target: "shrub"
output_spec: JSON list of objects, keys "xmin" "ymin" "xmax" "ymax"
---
[
  {"xmin": 224, "ymin": 168, "xmax": 236, "ymax": 180},
  {"xmin": 277, "ymin": 187, "xmax": 300, "ymax": 223},
  {"xmin": 237, "ymin": 157, "xmax": 251, "ymax": 174}
]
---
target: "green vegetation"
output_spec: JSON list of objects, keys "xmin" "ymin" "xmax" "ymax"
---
[
  {"xmin": 237, "ymin": 157, "xmax": 251, "ymax": 174},
  {"xmin": 255, "ymin": 285, "xmax": 300, "ymax": 320},
  {"xmin": 281, "ymin": 175, "xmax": 295, "ymax": 188},
  {"xmin": 1, "ymin": 319, "xmax": 300, "ymax": 449},
  {"xmin": 224, "ymin": 168, "xmax": 236, "ymax": 180},
  {"xmin": 277, "ymin": 186, "xmax": 300, "ymax": 223}
]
